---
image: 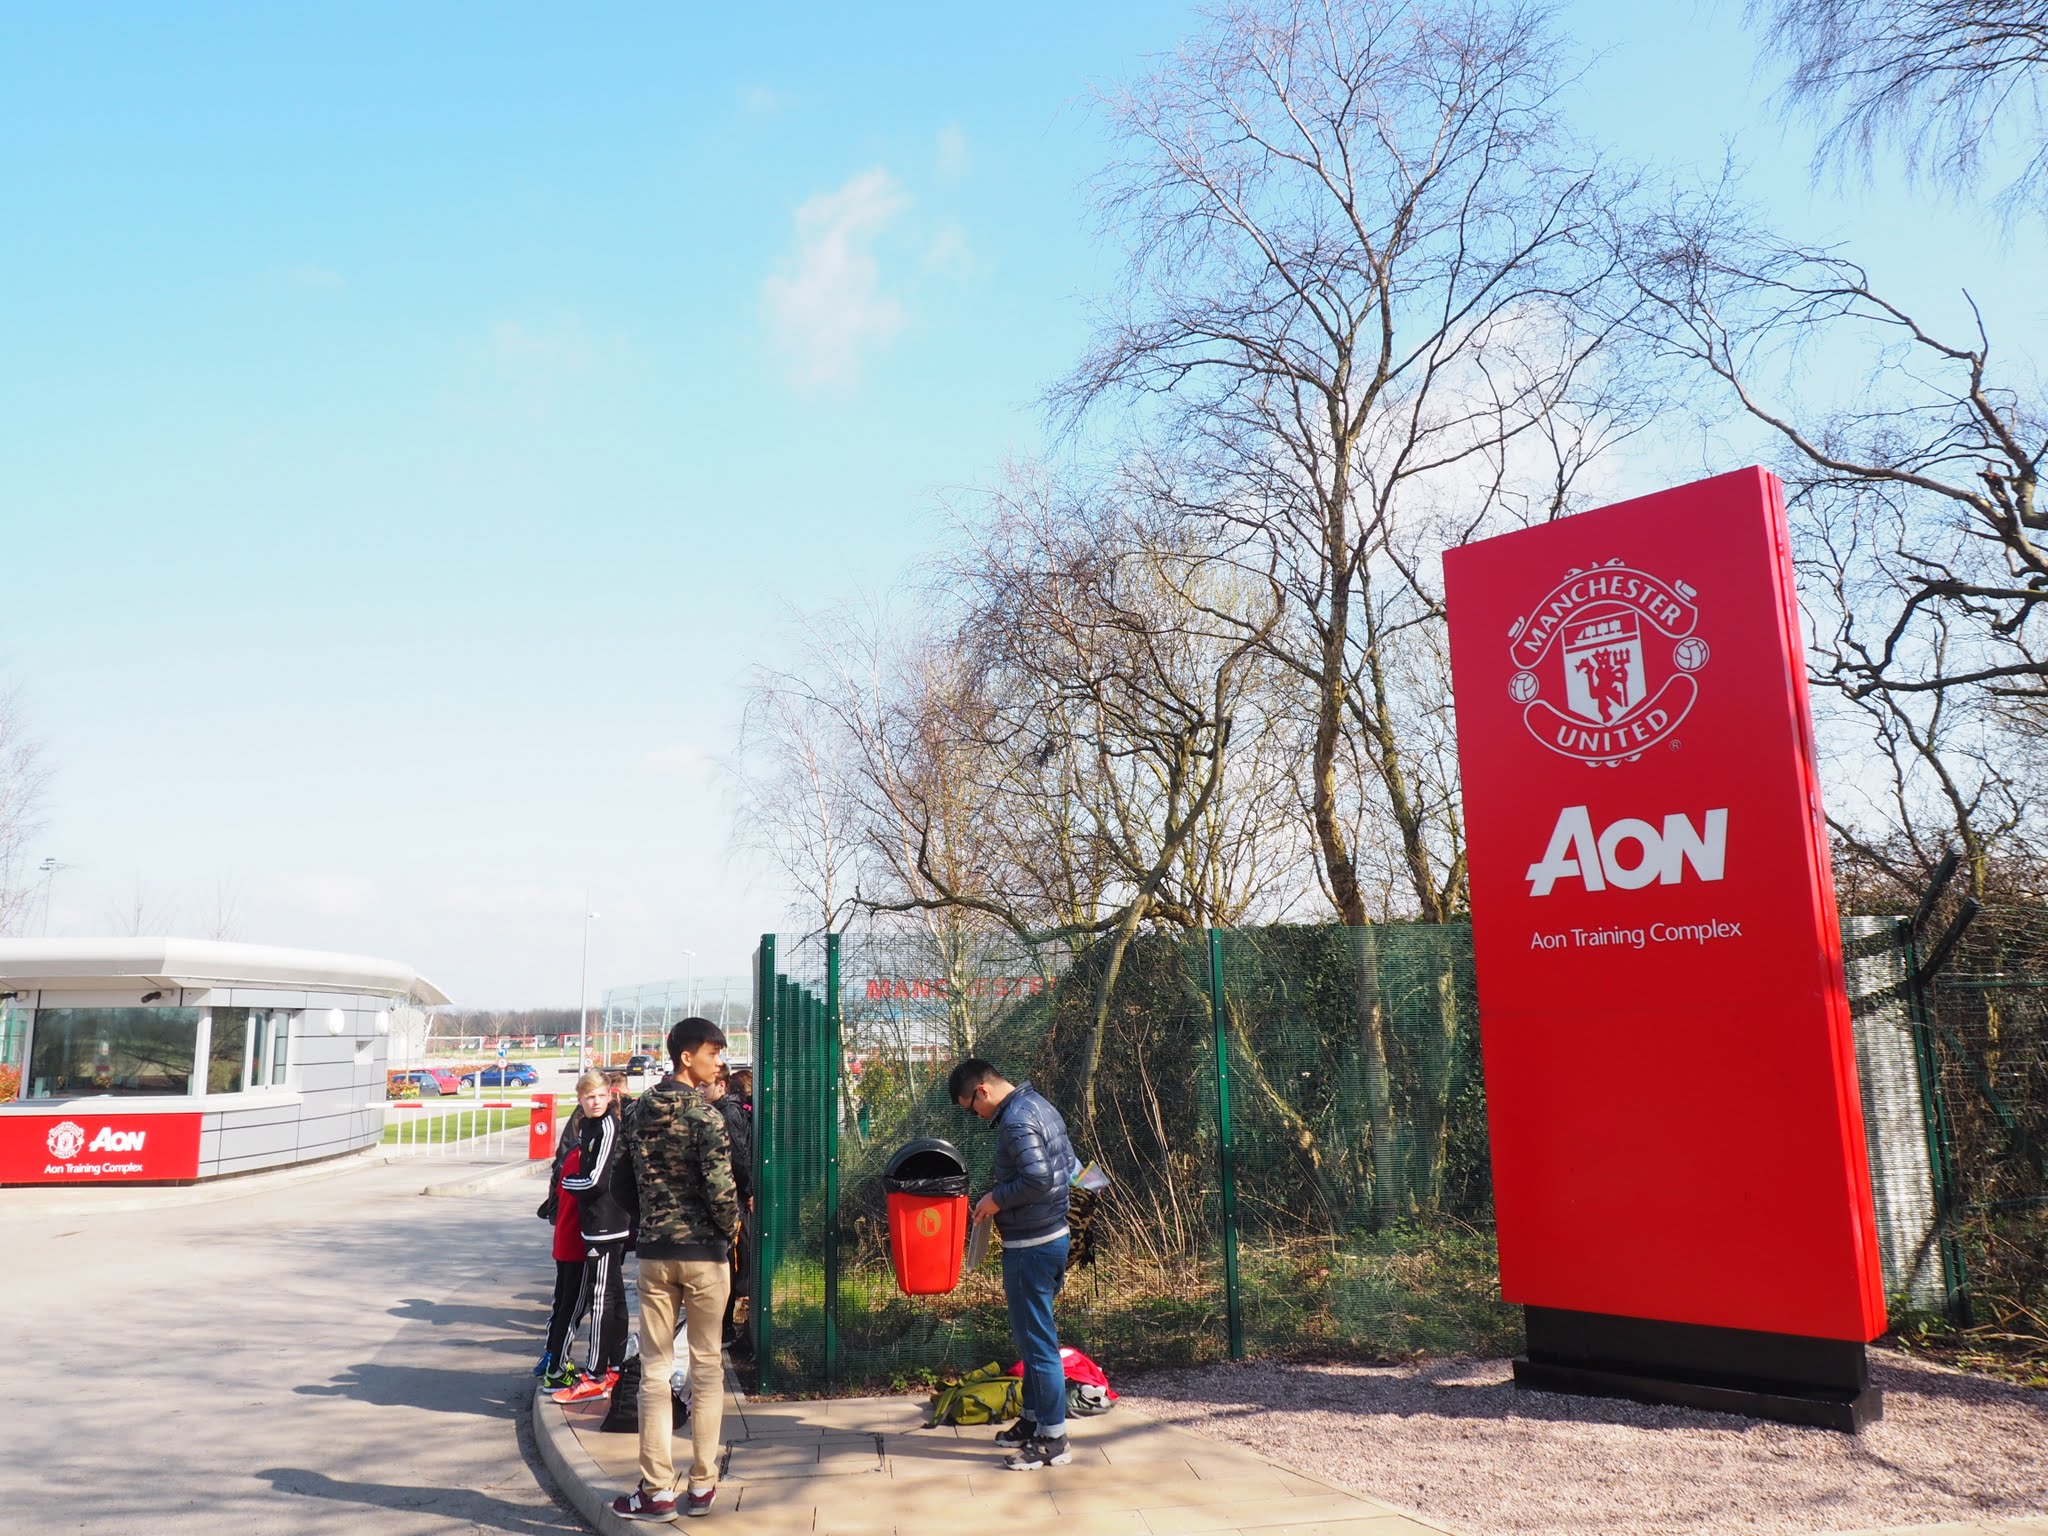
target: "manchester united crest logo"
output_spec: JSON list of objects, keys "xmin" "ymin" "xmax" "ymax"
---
[
  {"xmin": 1507, "ymin": 559, "xmax": 1708, "ymax": 766},
  {"xmin": 46, "ymin": 1121, "xmax": 87, "ymax": 1159}
]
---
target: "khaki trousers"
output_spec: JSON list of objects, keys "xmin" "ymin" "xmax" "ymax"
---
[{"xmin": 635, "ymin": 1256, "xmax": 731, "ymax": 1493}]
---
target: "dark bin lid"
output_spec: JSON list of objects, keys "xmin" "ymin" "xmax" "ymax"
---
[{"xmin": 884, "ymin": 1137, "xmax": 968, "ymax": 1182}]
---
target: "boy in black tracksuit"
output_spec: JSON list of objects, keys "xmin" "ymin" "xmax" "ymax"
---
[{"xmin": 554, "ymin": 1074, "xmax": 631, "ymax": 1400}]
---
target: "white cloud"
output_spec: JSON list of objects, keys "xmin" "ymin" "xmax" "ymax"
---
[
  {"xmin": 490, "ymin": 319, "xmax": 595, "ymax": 376},
  {"xmin": 276, "ymin": 873, "xmax": 379, "ymax": 917},
  {"xmin": 923, "ymin": 220, "xmax": 972, "ymax": 279},
  {"xmin": 738, "ymin": 84, "xmax": 792, "ymax": 118},
  {"xmin": 638, "ymin": 743, "xmax": 718, "ymax": 782},
  {"xmin": 936, "ymin": 123, "xmax": 969, "ymax": 181},
  {"xmin": 762, "ymin": 168, "xmax": 910, "ymax": 392}
]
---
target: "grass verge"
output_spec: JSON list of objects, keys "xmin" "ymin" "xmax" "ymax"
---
[{"xmin": 748, "ymin": 1221, "xmax": 1520, "ymax": 1396}]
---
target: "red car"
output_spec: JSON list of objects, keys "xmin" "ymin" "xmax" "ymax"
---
[{"xmin": 389, "ymin": 1067, "xmax": 462, "ymax": 1097}]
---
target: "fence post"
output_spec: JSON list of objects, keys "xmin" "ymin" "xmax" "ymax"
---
[
  {"xmin": 753, "ymin": 937, "xmax": 778, "ymax": 1393},
  {"xmin": 779, "ymin": 972, "xmax": 804, "ymax": 1386},
  {"xmin": 1208, "ymin": 929, "xmax": 1244, "ymax": 1360},
  {"xmin": 824, "ymin": 932, "xmax": 842, "ymax": 1388}
]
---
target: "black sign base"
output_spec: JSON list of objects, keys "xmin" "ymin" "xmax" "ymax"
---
[{"xmin": 1514, "ymin": 1306, "xmax": 1882, "ymax": 1433}]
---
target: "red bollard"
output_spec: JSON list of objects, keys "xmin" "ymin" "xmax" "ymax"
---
[{"xmin": 528, "ymin": 1093, "xmax": 556, "ymax": 1160}]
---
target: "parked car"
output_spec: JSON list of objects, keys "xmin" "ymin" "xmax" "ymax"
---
[
  {"xmin": 626, "ymin": 1054, "xmax": 657, "ymax": 1076},
  {"xmin": 385, "ymin": 1069, "xmax": 456, "ymax": 1098},
  {"xmin": 460, "ymin": 1061, "xmax": 541, "ymax": 1089}
]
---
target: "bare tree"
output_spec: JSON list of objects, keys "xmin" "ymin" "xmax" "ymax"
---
[
  {"xmin": 0, "ymin": 688, "xmax": 51, "ymax": 936},
  {"xmin": 742, "ymin": 604, "xmax": 1059, "ymax": 1053},
  {"xmin": 1752, "ymin": 0, "xmax": 2048, "ymax": 215},
  {"xmin": 201, "ymin": 876, "xmax": 243, "ymax": 941},
  {"xmin": 106, "ymin": 878, "xmax": 178, "ymax": 938},
  {"xmin": 735, "ymin": 664, "xmax": 867, "ymax": 933},
  {"xmin": 872, "ymin": 469, "xmax": 1286, "ymax": 1121},
  {"xmin": 1618, "ymin": 189, "xmax": 2047, "ymax": 891},
  {"xmin": 1062, "ymin": 0, "xmax": 1635, "ymax": 927}
]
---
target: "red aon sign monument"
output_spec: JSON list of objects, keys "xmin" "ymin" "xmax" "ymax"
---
[{"xmin": 1443, "ymin": 467, "xmax": 1887, "ymax": 1431}]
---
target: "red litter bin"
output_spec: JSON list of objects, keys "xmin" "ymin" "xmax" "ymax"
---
[
  {"xmin": 528, "ymin": 1092, "xmax": 557, "ymax": 1161},
  {"xmin": 883, "ymin": 1138, "xmax": 971, "ymax": 1295}
]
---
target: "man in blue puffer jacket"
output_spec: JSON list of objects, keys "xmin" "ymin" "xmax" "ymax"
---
[{"xmin": 949, "ymin": 1057, "xmax": 1077, "ymax": 1470}]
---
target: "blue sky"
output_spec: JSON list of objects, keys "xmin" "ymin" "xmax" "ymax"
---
[{"xmin": 3, "ymin": 2, "xmax": 2040, "ymax": 1005}]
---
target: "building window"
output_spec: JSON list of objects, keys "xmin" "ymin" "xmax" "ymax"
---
[
  {"xmin": 208, "ymin": 1009, "xmax": 248, "ymax": 1093},
  {"xmin": 26, "ymin": 1008, "xmax": 200, "ymax": 1097},
  {"xmin": 205, "ymin": 1009, "xmax": 291, "ymax": 1092},
  {"xmin": 0, "ymin": 1001, "xmax": 27, "ymax": 1103}
]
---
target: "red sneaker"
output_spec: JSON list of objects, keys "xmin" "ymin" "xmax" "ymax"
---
[
  {"xmin": 685, "ymin": 1485, "xmax": 718, "ymax": 1518},
  {"xmin": 552, "ymin": 1369, "xmax": 618, "ymax": 1404},
  {"xmin": 613, "ymin": 1486, "xmax": 678, "ymax": 1521}
]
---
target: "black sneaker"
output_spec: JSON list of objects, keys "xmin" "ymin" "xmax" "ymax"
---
[
  {"xmin": 993, "ymin": 1418, "xmax": 1037, "ymax": 1448},
  {"xmin": 1003, "ymin": 1434, "xmax": 1071, "ymax": 1471}
]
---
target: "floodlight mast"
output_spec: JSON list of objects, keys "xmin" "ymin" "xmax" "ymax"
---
[{"xmin": 577, "ymin": 896, "xmax": 600, "ymax": 1070}]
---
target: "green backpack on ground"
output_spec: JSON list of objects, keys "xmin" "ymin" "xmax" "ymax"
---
[{"xmin": 927, "ymin": 1363, "xmax": 1023, "ymax": 1426}]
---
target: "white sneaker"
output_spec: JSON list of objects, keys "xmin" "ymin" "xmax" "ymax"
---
[{"xmin": 1003, "ymin": 1435, "xmax": 1072, "ymax": 1471}]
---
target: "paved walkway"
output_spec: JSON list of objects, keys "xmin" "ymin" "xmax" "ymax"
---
[
  {"xmin": 538, "ymin": 1379, "xmax": 1456, "ymax": 1536},
  {"xmin": 537, "ymin": 1377, "xmax": 2048, "ymax": 1536}
]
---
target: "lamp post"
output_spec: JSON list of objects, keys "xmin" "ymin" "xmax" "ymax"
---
[
  {"xmin": 37, "ymin": 858, "xmax": 68, "ymax": 937},
  {"xmin": 681, "ymin": 948, "xmax": 697, "ymax": 1020},
  {"xmin": 577, "ymin": 896, "xmax": 600, "ymax": 1070}
]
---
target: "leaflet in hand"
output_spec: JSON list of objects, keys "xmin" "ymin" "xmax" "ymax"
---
[{"xmin": 965, "ymin": 1212, "xmax": 993, "ymax": 1271}]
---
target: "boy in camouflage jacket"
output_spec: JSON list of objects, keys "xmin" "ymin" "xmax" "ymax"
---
[{"xmin": 611, "ymin": 1017, "xmax": 739, "ymax": 1521}]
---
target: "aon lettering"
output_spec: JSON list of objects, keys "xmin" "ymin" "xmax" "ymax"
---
[
  {"xmin": 88, "ymin": 1127, "xmax": 147, "ymax": 1152},
  {"xmin": 1527, "ymin": 806, "xmax": 1727, "ymax": 897}
]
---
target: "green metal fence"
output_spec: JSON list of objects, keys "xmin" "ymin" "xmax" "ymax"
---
[
  {"xmin": 1916, "ymin": 906, "xmax": 2048, "ymax": 1356},
  {"xmin": 747, "ymin": 916, "xmax": 1982, "ymax": 1394}
]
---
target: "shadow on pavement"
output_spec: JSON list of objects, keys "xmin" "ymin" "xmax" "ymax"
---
[
  {"xmin": 257, "ymin": 1467, "xmax": 579, "ymax": 1533},
  {"xmin": 294, "ymin": 1362, "xmax": 527, "ymax": 1419},
  {"xmin": 388, "ymin": 1296, "xmax": 543, "ymax": 1331}
]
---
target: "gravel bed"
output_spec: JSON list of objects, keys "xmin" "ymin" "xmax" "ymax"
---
[{"xmin": 1122, "ymin": 1351, "xmax": 2048, "ymax": 1535}]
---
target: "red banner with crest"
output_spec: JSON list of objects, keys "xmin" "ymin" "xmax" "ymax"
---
[{"xmin": 1443, "ymin": 466, "xmax": 1886, "ymax": 1342}]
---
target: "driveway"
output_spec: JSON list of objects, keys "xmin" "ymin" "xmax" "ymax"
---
[{"xmin": 0, "ymin": 1158, "xmax": 580, "ymax": 1535}]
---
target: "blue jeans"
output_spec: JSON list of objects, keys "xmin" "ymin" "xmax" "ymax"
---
[{"xmin": 1001, "ymin": 1233, "xmax": 1069, "ymax": 1438}]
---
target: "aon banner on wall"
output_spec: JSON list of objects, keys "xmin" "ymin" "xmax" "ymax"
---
[
  {"xmin": 1443, "ymin": 467, "xmax": 1886, "ymax": 1429},
  {"xmin": 0, "ymin": 1111, "xmax": 203, "ymax": 1184}
]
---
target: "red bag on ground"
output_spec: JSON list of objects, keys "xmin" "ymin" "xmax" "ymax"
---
[{"xmin": 1007, "ymin": 1346, "xmax": 1118, "ymax": 1415}]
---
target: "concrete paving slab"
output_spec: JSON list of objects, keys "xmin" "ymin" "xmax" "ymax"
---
[
  {"xmin": 1138, "ymin": 1493, "xmax": 1418, "ymax": 1536},
  {"xmin": 1052, "ymin": 1475, "xmax": 1304, "ymax": 1514},
  {"xmin": 812, "ymin": 1396, "xmax": 935, "ymax": 1432},
  {"xmin": 817, "ymin": 1448, "xmax": 891, "ymax": 1476},
  {"xmin": 739, "ymin": 1403, "xmax": 844, "ymax": 1435},
  {"xmin": 730, "ymin": 1505, "xmax": 824, "ymax": 1536},
  {"xmin": 1035, "ymin": 1512, "xmax": 1158, "ymax": 1536}
]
